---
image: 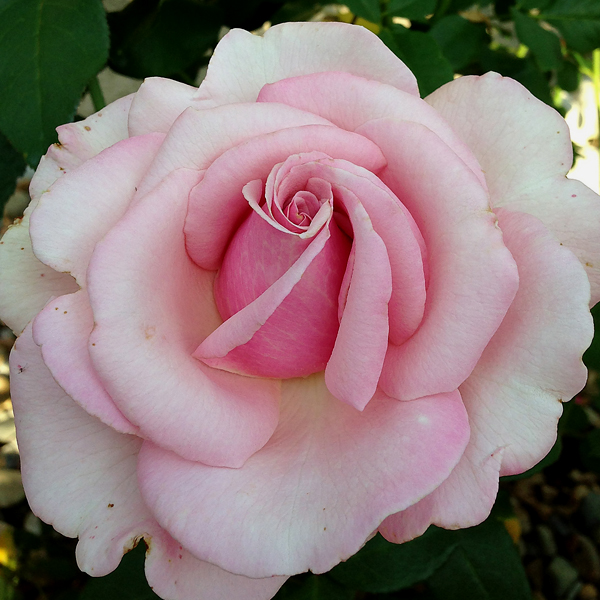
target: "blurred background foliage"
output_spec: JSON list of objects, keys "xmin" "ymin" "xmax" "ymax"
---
[{"xmin": 0, "ymin": 0, "xmax": 600, "ymax": 598}]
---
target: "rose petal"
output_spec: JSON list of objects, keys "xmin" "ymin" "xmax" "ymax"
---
[
  {"xmin": 185, "ymin": 125, "xmax": 386, "ymax": 270},
  {"xmin": 88, "ymin": 168, "xmax": 281, "ymax": 468},
  {"xmin": 128, "ymin": 77, "xmax": 198, "ymax": 136},
  {"xmin": 258, "ymin": 72, "xmax": 485, "ymax": 188},
  {"xmin": 324, "ymin": 185, "xmax": 392, "ymax": 410},
  {"xmin": 427, "ymin": 73, "xmax": 600, "ymax": 304},
  {"xmin": 11, "ymin": 326, "xmax": 286, "ymax": 600},
  {"xmin": 0, "ymin": 205, "xmax": 78, "ymax": 334},
  {"xmin": 380, "ymin": 207, "xmax": 592, "ymax": 541},
  {"xmin": 357, "ymin": 119, "xmax": 519, "ymax": 401},
  {"xmin": 136, "ymin": 102, "xmax": 333, "ymax": 198},
  {"xmin": 198, "ymin": 208, "xmax": 349, "ymax": 376},
  {"xmin": 29, "ymin": 94, "xmax": 135, "ymax": 202},
  {"xmin": 138, "ymin": 375, "xmax": 469, "ymax": 578},
  {"xmin": 30, "ymin": 133, "xmax": 165, "ymax": 286},
  {"xmin": 195, "ymin": 22, "xmax": 418, "ymax": 108},
  {"xmin": 32, "ymin": 289, "xmax": 137, "ymax": 434}
]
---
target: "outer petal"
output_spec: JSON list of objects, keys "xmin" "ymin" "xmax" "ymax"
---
[
  {"xmin": 195, "ymin": 22, "xmax": 418, "ymax": 108},
  {"xmin": 30, "ymin": 133, "xmax": 165, "ymax": 287},
  {"xmin": 136, "ymin": 102, "xmax": 333, "ymax": 198},
  {"xmin": 87, "ymin": 169, "xmax": 281, "ymax": 468},
  {"xmin": 128, "ymin": 77, "xmax": 198, "ymax": 136},
  {"xmin": 185, "ymin": 125, "xmax": 386, "ymax": 270},
  {"xmin": 0, "ymin": 205, "xmax": 78, "ymax": 334},
  {"xmin": 138, "ymin": 375, "xmax": 469, "ymax": 578},
  {"xmin": 10, "ymin": 326, "xmax": 285, "ymax": 600},
  {"xmin": 258, "ymin": 72, "xmax": 485, "ymax": 188},
  {"xmin": 381, "ymin": 208, "xmax": 592, "ymax": 541},
  {"xmin": 146, "ymin": 531, "xmax": 287, "ymax": 600},
  {"xmin": 32, "ymin": 290, "xmax": 136, "ymax": 434},
  {"xmin": 427, "ymin": 73, "xmax": 600, "ymax": 303},
  {"xmin": 357, "ymin": 119, "xmax": 519, "ymax": 401},
  {"xmin": 29, "ymin": 94, "xmax": 134, "ymax": 202}
]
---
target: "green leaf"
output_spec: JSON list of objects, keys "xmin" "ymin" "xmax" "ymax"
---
[
  {"xmin": 426, "ymin": 520, "xmax": 532, "ymax": 600},
  {"xmin": 430, "ymin": 15, "xmax": 489, "ymax": 71},
  {"xmin": 541, "ymin": 0, "xmax": 600, "ymax": 54},
  {"xmin": 0, "ymin": 131, "xmax": 26, "ymax": 218},
  {"xmin": 108, "ymin": 0, "xmax": 221, "ymax": 80},
  {"xmin": 329, "ymin": 531, "xmax": 456, "ymax": 593},
  {"xmin": 343, "ymin": 0, "xmax": 381, "ymax": 23},
  {"xmin": 556, "ymin": 58, "xmax": 580, "ymax": 91},
  {"xmin": 274, "ymin": 574, "xmax": 352, "ymax": 599},
  {"xmin": 387, "ymin": 0, "xmax": 436, "ymax": 22},
  {"xmin": 512, "ymin": 8, "xmax": 562, "ymax": 71},
  {"xmin": 581, "ymin": 429, "xmax": 600, "ymax": 474},
  {"xmin": 80, "ymin": 543, "xmax": 159, "ymax": 600},
  {"xmin": 380, "ymin": 25, "xmax": 454, "ymax": 96},
  {"xmin": 0, "ymin": 0, "xmax": 108, "ymax": 166},
  {"xmin": 270, "ymin": 0, "xmax": 323, "ymax": 24}
]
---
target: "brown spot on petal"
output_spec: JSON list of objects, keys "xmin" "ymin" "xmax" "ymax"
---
[
  {"xmin": 84, "ymin": 126, "xmax": 91, "ymax": 131},
  {"xmin": 107, "ymin": 503, "xmax": 114, "ymax": 508},
  {"xmin": 586, "ymin": 262, "xmax": 593, "ymax": 268},
  {"xmin": 145, "ymin": 326, "xmax": 156, "ymax": 340}
]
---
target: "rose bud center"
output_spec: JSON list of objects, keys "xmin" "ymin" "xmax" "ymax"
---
[{"xmin": 204, "ymin": 153, "xmax": 353, "ymax": 379}]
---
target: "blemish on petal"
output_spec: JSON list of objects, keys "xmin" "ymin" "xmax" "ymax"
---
[
  {"xmin": 84, "ymin": 126, "xmax": 91, "ymax": 131},
  {"xmin": 107, "ymin": 503, "xmax": 114, "ymax": 508}
]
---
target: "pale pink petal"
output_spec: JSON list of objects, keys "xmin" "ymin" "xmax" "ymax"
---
[
  {"xmin": 198, "ymin": 216, "xmax": 350, "ymax": 378},
  {"xmin": 195, "ymin": 22, "xmax": 418, "ymax": 109},
  {"xmin": 128, "ymin": 77, "xmax": 198, "ymax": 136},
  {"xmin": 87, "ymin": 169, "xmax": 280, "ymax": 468},
  {"xmin": 427, "ymin": 73, "xmax": 600, "ymax": 304},
  {"xmin": 32, "ymin": 290, "xmax": 136, "ymax": 434},
  {"xmin": 258, "ymin": 72, "xmax": 485, "ymax": 188},
  {"xmin": 357, "ymin": 119, "xmax": 519, "ymax": 401},
  {"xmin": 137, "ymin": 375, "xmax": 469, "ymax": 578},
  {"xmin": 30, "ymin": 133, "xmax": 165, "ymax": 286},
  {"xmin": 185, "ymin": 125, "xmax": 386, "ymax": 270},
  {"xmin": 11, "ymin": 327, "xmax": 281, "ymax": 600},
  {"xmin": 29, "ymin": 95, "xmax": 135, "ymax": 202},
  {"xmin": 381, "ymin": 208, "xmax": 592, "ymax": 540},
  {"xmin": 0, "ymin": 206, "xmax": 78, "ymax": 334},
  {"xmin": 10, "ymin": 324, "xmax": 150, "ymax": 577},
  {"xmin": 146, "ymin": 530, "xmax": 287, "ymax": 600},
  {"xmin": 324, "ymin": 185, "xmax": 392, "ymax": 410},
  {"xmin": 136, "ymin": 102, "xmax": 333, "ymax": 198}
]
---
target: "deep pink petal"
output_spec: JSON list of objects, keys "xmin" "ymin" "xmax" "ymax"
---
[
  {"xmin": 139, "ymin": 376, "xmax": 468, "ymax": 577},
  {"xmin": 258, "ymin": 72, "xmax": 485, "ymax": 188},
  {"xmin": 11, "ymin": 327, "xmax": 284, "ymax": 600},
  {"xmin": 427, "ymin": 73, "xmax": 600, "ymax": 304},
  {"xmin": 32, "ymin": 290, "xmax": 136, "ymax": 434},
  {"xmin": 185, "ymin": 125, "xmax": 386, "ymax": 270},
  {"xmin": 128, "ymin": 77, "xmax": 198, "ymax": 136},
  {"xmin": 281, "ymin": 158, "xmax": 427, "ymax": 345},
  {"xmin": 87, "ymin": 169, "xmax": 280, "ymax": 468},
  {"xmin": 199, "ymin": 214, "xmax": 350, "ymax": 378},
  {"xmin": 195, "ymin": 22, "xmax": 418, "ymax": 109},
  {"xmin": 29, "ymin": 133, "xmax": 164, "ymax": 286},
  {"xmin": 135, "ymin": 102, "xmax": 332, "ymax": 198},
  {"xmin": 357, "ymin": 119, "xmax": 519, "ymax": 401},
  {"xmin": 381, "ymin": 208, "xmax": 592, "ymax": 540},
  {"xmin": 324, "ymin": 185, "xmax": 392, "ymax": 410}
]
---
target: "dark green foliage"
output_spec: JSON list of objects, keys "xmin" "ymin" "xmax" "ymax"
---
[{"xmin": 0, "ymin": 0, "xmax": 108, "ymax": 166}]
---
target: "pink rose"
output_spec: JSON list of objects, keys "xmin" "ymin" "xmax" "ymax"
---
[{"xmin": 1, "ymin": 21, "xmax": 599, "ymax": 600}]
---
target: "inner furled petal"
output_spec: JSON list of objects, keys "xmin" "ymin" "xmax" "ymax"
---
[
  {"xmin": 285, "ymin": 191, "xmax": 320, "ymax": 225},
  {"xmin": 198, "ymin": 211, "xmax": 351, "ymax": 378}
]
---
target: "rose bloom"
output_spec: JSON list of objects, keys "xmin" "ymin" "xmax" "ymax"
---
[{"xmin": 0, "ymin": 20, "xmax": 599, "ymax": 600}]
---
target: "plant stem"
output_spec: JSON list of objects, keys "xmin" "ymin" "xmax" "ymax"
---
[{"xmin": 88, "ymin": 75, "xmax": 106, "ymax": 112}]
